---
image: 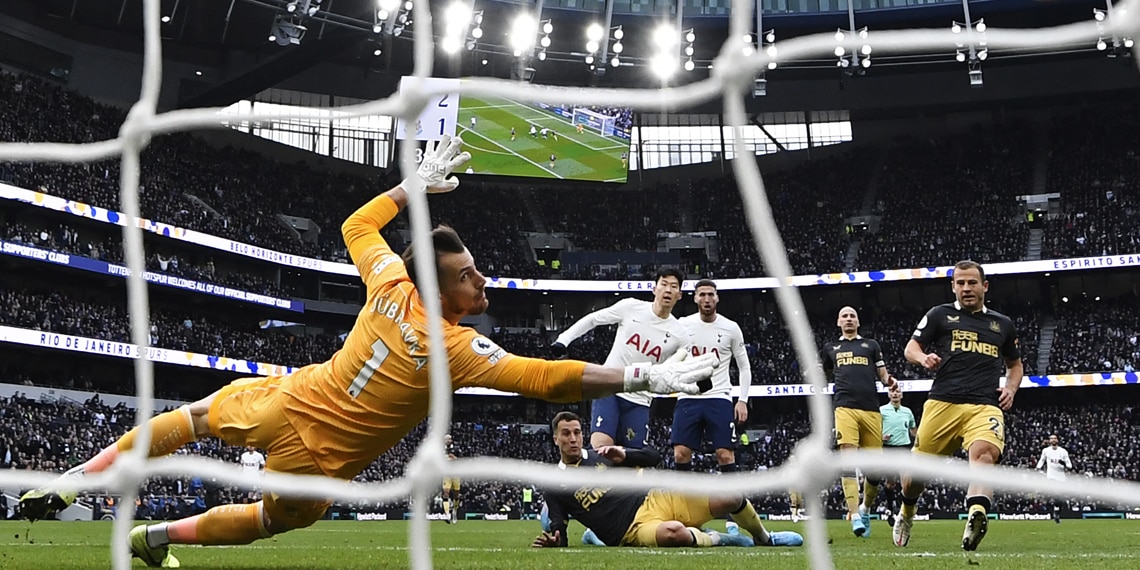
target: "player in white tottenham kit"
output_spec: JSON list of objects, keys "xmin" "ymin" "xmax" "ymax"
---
[
  {"xmin": 240, "ymin": 446, "xmax": 266, "ymax": 500},
  {"xmin": 673, "ymin": 279, "xmax": 751, "ymax": 475},
  {"xmin": 1036, "ymin": 434, "xmax": 1073, "ymax": 524},
  {"xmin": 552, "ymin": 268, "xmax": 689, "ymax": 449}
]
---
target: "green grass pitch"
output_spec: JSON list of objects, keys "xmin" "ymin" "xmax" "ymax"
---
[
  {"xmin": 456, "ymin": 95, "xmax": 630, "ymax": 183},
  {"xmin": 3, "ymin": 519, "xmax": 1139, "ymax": 569}
]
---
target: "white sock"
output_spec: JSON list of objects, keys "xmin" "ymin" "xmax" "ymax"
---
[{"xmin": 146, "ymin": 523, "xmax": 170, "ymax": 548}]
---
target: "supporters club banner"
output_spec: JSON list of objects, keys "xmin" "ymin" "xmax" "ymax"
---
[
  {"xmin": 0, "ymin": 239, "xmax": 303, "ymax": 312},
  {"xmin": 0, "ymin": 325, "xmax": 298, "ymax": 377},
  {"xmin": 4, "ymin": 183, "xmax": 1139, "ymax": 290}
]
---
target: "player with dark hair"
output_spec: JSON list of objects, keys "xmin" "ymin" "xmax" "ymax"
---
[
  {"xmin": 893, "ymin": 260, "xmax": 1023, "ymax": 551},
  {"xmin": 19, "ymin": 136, "xmax": 716, "ymax": 568},
  {"xmin": 674, "ymin": 279, "xmax": 752, "ymax": 477},
  {"xmin": 1036, "ymin": 434, "xmax": 1073, "ymax": 524},
  {"xmin": 533, "ymin": 412, "xmax": 802, "ymax": 549},
  {"xmin": 551, "ymin": 268, "xmax": 690, "ymax": 450},
  {"xmin": 549, "ymin": 153, "xmax": 557, "ymax": 169},
  {"xmin": 821, "ymin": 306, "xmax": 896, "ymax": 538}
]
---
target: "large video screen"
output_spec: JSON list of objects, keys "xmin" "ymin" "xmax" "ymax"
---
[{"xmin": 456, "ymin": 94, "xmax": 631, "ymax": 183}]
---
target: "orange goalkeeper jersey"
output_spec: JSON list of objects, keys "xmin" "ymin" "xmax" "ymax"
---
[{"xmin": 280, "ymin": 193, "xmax": 585, "ymax": 479}]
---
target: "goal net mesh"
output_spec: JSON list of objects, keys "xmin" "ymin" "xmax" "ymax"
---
[{"xmin": 0, "ymin": 0, "xmax": 1138, "ymax": 568}]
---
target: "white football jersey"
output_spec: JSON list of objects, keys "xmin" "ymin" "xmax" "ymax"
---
[
  {"xmin": 678, "ymin": 313, "xmax": 751, "ymax": 401},
  {"xmin": 240, "ymin": 450, "xmax": 266, "ymax": 474},
  {"xmin": 1036, "ymin": 446, "xmax": 1072, "ymax": 481},
  {"xmin": 556, "ymin": 298, "xmax": 690, "ymax": 406}
]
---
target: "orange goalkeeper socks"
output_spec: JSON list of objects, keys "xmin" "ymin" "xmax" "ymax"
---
[{"xmin": 159, "ymin": 503, "xmax": 270, "ymax": 546}]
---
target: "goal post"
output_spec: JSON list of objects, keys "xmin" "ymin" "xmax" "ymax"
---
[{"xmin": 572, "ymin": 107, "xmax": 618, "ymax": 137}]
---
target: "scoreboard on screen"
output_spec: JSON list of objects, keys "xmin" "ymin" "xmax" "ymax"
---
[{"xmin": 394, "ymin": 77, "xmax": 461, "ymax": 142}]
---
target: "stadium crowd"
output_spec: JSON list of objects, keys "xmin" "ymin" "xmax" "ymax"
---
[
  {"xmin": 0, "ymin": 283, "xmax": 341, "ymax": 369},
  {"xmin": 1047, "ymin": 295, "xmax": 1140, "ymax": 375},
  {"xmin": 4, "ymin": 68, "xmax": 1138, "ymax": 287},
  {"xmin": 0, "ymin": 219, "xmax": 296, "ymax": 298},
  {"xmin": 854, "ymin": 126, "xmax": 1031, "ymax": 271},
  {"xmin": 3, "ymin": 388, "xmax": 1138, "ymax": 523}
]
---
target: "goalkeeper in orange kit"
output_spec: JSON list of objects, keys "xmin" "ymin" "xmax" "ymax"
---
[{"xmin": 19, "ymin": 135, "xmax": 717, "ymax": 568}]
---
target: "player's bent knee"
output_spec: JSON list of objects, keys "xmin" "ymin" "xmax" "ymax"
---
[
  {"xmin": 715, "ymin": 449, "xmax": 734, "ymax": 464},
  {"xmin": 674, "ymin": 446, "xmax": 693, "ymax": 463}
]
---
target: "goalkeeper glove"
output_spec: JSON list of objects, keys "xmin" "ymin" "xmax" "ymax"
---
[
  {"xmin": 400, "ymin": 135, "xmax": 472, "ymax": 195},
  {"xmin": 624, "ymin": 351, "xmax": 716, "ymax": 395}
]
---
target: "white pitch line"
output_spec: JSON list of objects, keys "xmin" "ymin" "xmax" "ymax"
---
[{"xmin": 458, "ymin": 125, "xmax": 563, "ymax": 179}]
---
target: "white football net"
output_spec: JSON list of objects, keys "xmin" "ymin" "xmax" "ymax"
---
[{"xmin": 1, "ymin": 0, "xmax": 1139, "ymax": 569}]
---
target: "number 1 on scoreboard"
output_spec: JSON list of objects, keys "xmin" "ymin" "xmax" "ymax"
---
[{"xmin": 393, "ymin": 77, "xmax": 460, "ymax": 141}]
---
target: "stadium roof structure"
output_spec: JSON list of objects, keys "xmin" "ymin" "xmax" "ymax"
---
[{"xmin": 0, "ymin": 0, "xmax": 1124, "ymax": 110}]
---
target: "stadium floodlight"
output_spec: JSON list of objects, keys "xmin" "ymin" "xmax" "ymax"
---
[
  {"xmin": 161, "ymin": 15, "xmax": 172, "ymax": 23},
  {"xmin": 977, "ymin": 47, "xmax": 988, "ymax": 60},
  {"xmin": 613, "ymin": 41, "xmax": 623, "ymax": 53},
  {"xmin": 540, "ymin": 35, "xmax": 551, "ymax": 48},
  {"xmin": 685, "ymin": 45, "xmax": 694, "ymax": 56},
  {"xmin": 466, "ymin": 39, "xmax": 475, "ymax": 50},
  {"xmin": 858, "ymin": 28, "xmax": 868, "ymax": 39},
  {"xmin": 1097, "ymin": 38, "xmax": 1108, "ymax": 50},
  {"xmin": 861, "ymin": 44, "xmax": 872, "ymax": 55},
  {"xmin": 766, "ymin": 31, "xmax": 775, "ymax": 43},
  {"xmin": 684, "ymin": 58, "xmax": 695, "ymax": 71},
  {"xmin": 834, "ymin": 46, "xmax": 845, "ymax": 56},
  {"xmin": 976, "ymin": 19, "xmax": 986, "ymax": 33},
  {"xmin": 403, "ymin": 1, "xmax": 413, "ymax": 11},
  {"xmin": 538, "ymin": 50, "xmax": 547, "ymax": 61},
  {"xmin": 611, "ymin": 55, "xmax": 620, "ymax": 67},
  {"xmin": 373, "ymin": 48, "xmax": 382, "ymax": 56},
  {"xmin": 766, "ymin": 45, "xmax": 777, "ymax": 57},
  {"xmin": 585, "ymin": 54, "xmax": 594, "ymax": 64},
  {"xmin": 378, "ymin": 0, "xmax": 400, "ymax": 12},
  {"xmin": 1095, "ymin": 8, "xmax": 1107, "ymax": 21},
  {"xmin": 743, "ymin": 33, "xmax": 752, "ymax": 44},
  {"xmin": 1127, "ymin": 38, "xmax": 1136, "ymax": 48},
  {"xmin": 542, "ymin": 20, "xmax": 553, "ymax": 35},
  {"xmin": 861, "ymin": 57, "xmax": 871, "ymax": 68},
  {"xmin": 653, "ymin": 25, "xmax": 678, "ymax": 50},
  {"xmin": 377, "ymin": 9, "xmax": 389, "ymax": 20},
  {"xmin": 372, "ymin": 23, "xmax": 382, "ymax": 33},
  {"xmin": 287, "ymin": 1, "xmax": 299, "ymax": 13},
  {"xmin": 587, "ymin": 23, "xmax": 604, "ymax": 43},
  {"xmin": 586, "ymin": 40, "xmax": 599, "ymax": 53},
  {"xmin": 685, "ymin": 29, "xmax": 696, "ymax": 44},
  {"xmin": 650, "ymin": 52, "xmax": 678, "ymax": 79},
  {"xmin": 442, "ymin": 36, "xmax": 462, "ymax": 54},
  {"xmin": 835, "ymin": 29, "xmax": 845, "ymax": 41},
  {"xmin": 768, "ymin": 60, "xmax": 777, "ymax": 70},
  {"xmin": 613, "ymin": 25, "xmax": 623, "ymax": 40},
  {"xmin": 472, "ymin": 27, "xmax": 483, "ymax": 39},
  {"xmin": 509, "ymin": 13, "xmax": 538, "ymax": 53},
  {"xmin": 952, "ymin": 22, "xmax": 962, "ymax": 33},
  {"xmin": 444, "ymin": 2, "xmax": 472, "ymax": 32}
]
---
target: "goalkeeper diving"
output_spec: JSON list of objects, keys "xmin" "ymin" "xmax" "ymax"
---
[{"xmin": 18, "ymin": 135, "xmax": 717, "ymax": 568}]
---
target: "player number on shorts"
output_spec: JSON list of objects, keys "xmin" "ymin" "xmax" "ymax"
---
[
  {"xmin": 348, "ymin": 338, "xmax": 391, "ymax": 398},
  {"xmin": 988, "ymin": 417, "xmax": 1004, "ymax": 442}
]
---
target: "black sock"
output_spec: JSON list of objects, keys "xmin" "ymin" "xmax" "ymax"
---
[
  {"xmin": 902, "ymin": 496, "xmax": 918, "ymax": 507},
  {"xmin": 675, "ymin": 461, "xmax": 692, "ymax": 471},
  {"xmin": 718, "ymin": 463, "xmax": 737, "ymax": 474},
  {"xmin": 965, "ymin": 495, "xmax": 992, "ymax": 512}
]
